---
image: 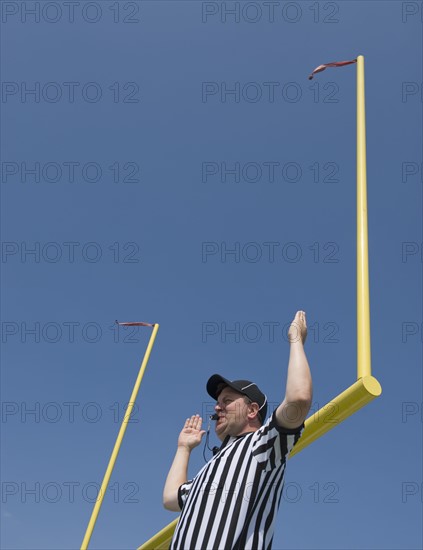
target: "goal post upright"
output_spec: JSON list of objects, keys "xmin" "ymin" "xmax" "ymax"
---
[{"xmin": 137, "ymin": 56, "xmax": 382, "ymax": 550}]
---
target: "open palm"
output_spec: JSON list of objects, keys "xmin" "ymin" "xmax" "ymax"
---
[{"xmin": 178, "ymin": 415, "xmax": 206, "ymax": 450}]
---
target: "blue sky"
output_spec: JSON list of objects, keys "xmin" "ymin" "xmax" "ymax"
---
[{"xmin": 1, "ymin": 1, "xmax": 422, "ymax": 549}]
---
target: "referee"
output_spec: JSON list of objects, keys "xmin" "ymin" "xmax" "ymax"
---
[{"xmin": 163, "ymin": 310, "xmax": 312, "ymax": 550}]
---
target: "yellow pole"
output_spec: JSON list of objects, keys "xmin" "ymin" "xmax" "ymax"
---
[
  {"xmin": 289, "ymin": 375, "xmax": 381, "ymax": 456},
  {"xmin": 356, "ymin": 55, "xmax": 371, "ymax": 379},
  {"xmin": 81, "ymin": 323, "xmax": 160, "ymax": 550},
  {"xmin": 137, "ymin": 519, "xmax": 180, "ymax": 550}
]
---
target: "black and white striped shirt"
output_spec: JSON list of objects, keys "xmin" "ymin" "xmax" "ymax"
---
[{"xmin": 169, "ymin": 411, "xmax": 304, "ymax": 550}]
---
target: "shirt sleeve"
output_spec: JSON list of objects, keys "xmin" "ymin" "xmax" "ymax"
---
[
  {"xmin": 251, "ymin": 410, "xmax": 304, "ymax": 470},
  {"xmin": 177, "ymin": 479, "xmax": 194, "ymax": 509}
]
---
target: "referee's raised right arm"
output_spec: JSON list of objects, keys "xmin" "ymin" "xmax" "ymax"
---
[{"xmin": 163, "ymin": 414, "xmax": 205, "ymax": 511}]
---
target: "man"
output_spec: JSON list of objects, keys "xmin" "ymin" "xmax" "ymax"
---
[{"xmin": 163, "ymin": 310, "xmax": 312, "ymax": 550}]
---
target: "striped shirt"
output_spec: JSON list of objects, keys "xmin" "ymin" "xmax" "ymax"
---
[{"xmin": 169, "ymin": 411, "xmax": 304, "ymax": 550}]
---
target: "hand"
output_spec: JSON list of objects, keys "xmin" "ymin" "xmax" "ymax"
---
[
  {"xmin": 178, "ymin": 414, "xmax": 206, "ymax": 451},
  {"xmin": 288, "ymin": 310, "xmax": 307, "ymax": 345}
]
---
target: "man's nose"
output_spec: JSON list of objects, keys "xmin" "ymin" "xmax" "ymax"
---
[{"xmin": 215, "ymin": 403, "xmax": 222, "ymax": 412}]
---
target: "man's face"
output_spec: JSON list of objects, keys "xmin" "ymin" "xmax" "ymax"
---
[{"xmin": 214, "ymin": 386, "xmax": 252, "ymax": 441}]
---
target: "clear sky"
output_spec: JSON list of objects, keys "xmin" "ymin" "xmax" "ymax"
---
[{"xmin": 1, "ymin": 1, "xmax": 422, "ymax": 549}]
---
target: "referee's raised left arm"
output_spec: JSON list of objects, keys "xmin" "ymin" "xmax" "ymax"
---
[
  {"xmin": 276, "ymin": 311, "xmax": 312, "ymax": 430},
  {"xmin": 163, "ymin": 414, "xmax": 205, "ymax": 511}
]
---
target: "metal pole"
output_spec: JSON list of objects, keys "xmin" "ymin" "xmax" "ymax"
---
[
  {"xmin": 81, "ymin": 323, "xmax": 160, "ymax": 549},
  {"xmin": 356, "ymin": 55, "xmax": 371, "ymax": 379}
]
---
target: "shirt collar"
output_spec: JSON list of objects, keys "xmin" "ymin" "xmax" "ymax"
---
[{"xmin": 213, "ymin": 431, "xmax": 254, "ymax": 455}]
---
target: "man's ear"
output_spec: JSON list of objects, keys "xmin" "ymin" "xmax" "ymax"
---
[{"xmin": 247, "ymin": 402, "xmax": 260, "ymax": 420}]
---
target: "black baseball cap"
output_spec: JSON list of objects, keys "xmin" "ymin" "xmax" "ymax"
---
[{"xmin": 207, "ymin": 374, "xmax": 268, "ymax": 423}]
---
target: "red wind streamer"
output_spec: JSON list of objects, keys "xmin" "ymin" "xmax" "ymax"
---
[
  {"xmin": 115, "ymin": 320, "xmax": 155, "ymax": 327},
  {"xmin": 308, "ymin": 58, "xmax": 357, "ymax": 80}
]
